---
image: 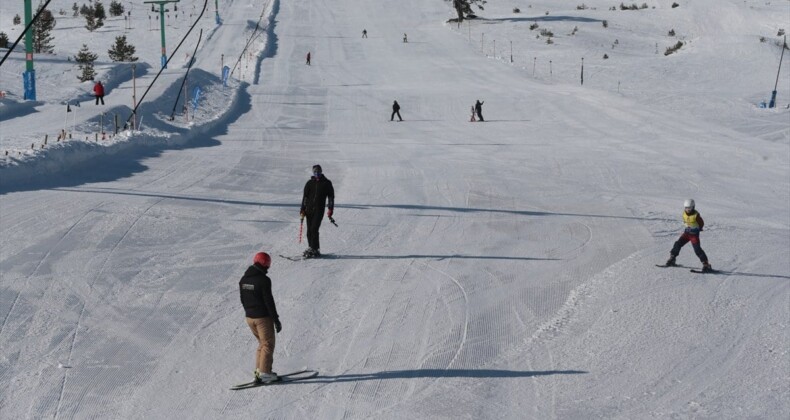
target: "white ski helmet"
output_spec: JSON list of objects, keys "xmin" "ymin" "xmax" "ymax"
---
[{"xmin": 683, "ymin": 199, "xmax": 695, "ymax": 209}]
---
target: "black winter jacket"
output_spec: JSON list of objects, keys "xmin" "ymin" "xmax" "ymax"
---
[
  {"xmin": 301, "ymin": 175, "xmax": 334, "ymax": 215},
  {"xmin": 239, "ymin": 264, "xmax": 279, "ymax": 319}
]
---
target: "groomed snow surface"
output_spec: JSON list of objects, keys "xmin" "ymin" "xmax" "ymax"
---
[{"xmin": 1, "ymin": 0, "xmax": 789, "ymax": 418}]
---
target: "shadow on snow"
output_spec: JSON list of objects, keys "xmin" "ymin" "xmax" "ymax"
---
[{"xmin": 289, "ymin": 368, "xmax": 587, "ymax": 384}]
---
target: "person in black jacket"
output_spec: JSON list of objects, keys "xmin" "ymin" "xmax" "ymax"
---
[
  {"xmin": 474, "ymin": 100, "xmax": 484, "ymax": 122},
  {"xmin": 300, "ymin": 164, "xmax": 334, "ymax": 258},
  {"xmin": 239, "ymin": 252, "xmax": 282, "ymax": 384},
  {"xmin": 391, "ymin": 100, "xmax": 402, "ymax": 121}
]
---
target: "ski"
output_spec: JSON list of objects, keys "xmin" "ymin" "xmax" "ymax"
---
[
  {"xmin": 231, "ymin": 369, "xmax": 318, "ymax": 390},
  {"xmin": 690, "ymin": 269, "xmax": 718, "ymax": 274},
  {"xmin": 655, "ymin": 264, "xmax": 688, "ymax": 268}
]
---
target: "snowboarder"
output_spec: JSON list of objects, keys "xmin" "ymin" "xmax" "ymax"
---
[
  {"xmin": 306, "ymin": 51, "xmax": 311, "ymax": 66},
  {"xmin": 93, "ymin": 81, "xmax": 105, "ymax": 105},
  {"xmin": 664, "ymin": 199, "xmax": 713, "ymax": 272},
  {"xmin": 403, "ymin": 33, "xmax": 408, "ymax": 43},
  {"xmin": 300, "ymin": 165, "xmax": 335, "ymax": 258},
  {"xmin": 362, "ymin": 29, "xmax": 367, "ymax": 38},
  {"xmin": 391, "ymin": 100, "xmax": 403, "ymax": 121},
  {"xmin": 239, "ymin": 252, "xmax": 282, "ymax": 384},
  {"xmin": 474, "ymin": 100, "xmax": 484, "ymax": 121}
]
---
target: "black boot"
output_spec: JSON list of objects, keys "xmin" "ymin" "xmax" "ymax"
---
[{"xmin": 665, "ymin": 256, "xmax": 677, "ymax": 266}]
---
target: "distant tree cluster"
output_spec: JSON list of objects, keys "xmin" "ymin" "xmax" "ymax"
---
[
  {"xmin": 0, "ymin": 32, "xmax": 9, "ymax": 49},
  {"xmin": 447, "ymin": 0, "xmax": 487, "ymax": 22},
  {"xmin": 665, "ymin": 40, "xmax": 684, "ymax": 56},
  {"xmin": 620, "ymin": 3, "xmax": 648, "ymax": 10},
  {"xmin": 109, "ymin": 1, "xmax": 125, "ymax": 17},
  {"xmin": 83, "ymin": 1, "xmax": 106, "ymax": 32}
]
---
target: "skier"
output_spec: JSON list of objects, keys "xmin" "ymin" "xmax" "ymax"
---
[
  {"xmin": 362, "ymin": 29, "xmax": 367, "ymax": 38},
  {"xmin": 239, "ymin": 252, "xmax": 282, "ymax": 384},
  {"xmin": 391, "ymin": 100, "xmax": 403, "ymax": 121},
  {"xmin": 664, "ymin": 199, "xmax": 713, "ymax": 272},
  {"xmin": 469, "ymin": 105, "xmax": 476, "ymax": 122},
  {"xmin": 306, "ymin": 52, "xmax": 311, "ymax": 65},
  {"xmin": 93, "ymin": 81, "xmax": 105, "ymax": 105},
  {"xmin": 474, "ymin": 100, "xmax": 484, "ymax": 121},
  {"xmin": 403, "ymin": 33, "xmax": 408, "ymax": 43},
  {"xmin": 300, "ymin": 165, "xmax": 335, "ymax": 258}
]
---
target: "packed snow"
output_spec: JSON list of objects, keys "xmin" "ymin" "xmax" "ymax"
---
[{"xmin": 1, "ymin": 0, "xmax": 788, "ymax": 418}]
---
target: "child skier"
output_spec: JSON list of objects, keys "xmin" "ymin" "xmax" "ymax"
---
[{"xmin": 664, "ymin": 199, "xmax": 713, "ymax": 272}]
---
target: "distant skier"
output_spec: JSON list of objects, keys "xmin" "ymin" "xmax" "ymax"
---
[
  {"xmin": 474, "ymin": 100, "xmax": 484, "ymax": 121},
  {"xmin": 306, "ymin": 51, "xmax": 311, "ymax": 65},
  {"xmin": 403, "ymin": 33, "xmax": 408, "ymax": 43},
  {"xmin": 93, "ymin": 81, "xmax": 105, "ymax": 105},
  {"xmin": 469, "ymin": 105, "xmax": 476, "ymax": 122},
  {"xmin": 300, "ymin": 165, "xmax": 335, "ymax": 258},
  {"xmin": 664, "ymin": 199, "xmax": 713, "ymax": 272},
  {"xmin": 239, "ymin": 252, "xmax": 282, "ymax": 384},
  {"xmin": 362, "ymin": 29, "xmax": 367, "ymax": 38},
  {"xmin": 391, "ymin": 100, "xmax": 403, "ymax": 121}
]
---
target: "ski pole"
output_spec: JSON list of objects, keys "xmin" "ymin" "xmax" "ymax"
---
[
  {"xmin": 328, "ymin": 216, "xmax": 338, "ymax": 227},
  {"xmin": 298, "ymin": 217, "xmax": 304, "ymax": 243}
]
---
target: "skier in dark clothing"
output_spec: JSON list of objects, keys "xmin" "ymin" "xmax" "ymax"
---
[
  {"xmin": 664, "ymin": 199, "xmax": 713, "ymax": 272},
  {"xmin": 391, "ymin": 100, "xmax": 403, "ymax": 121},
  {"xmin": 306, "ymin": 51, "xmax": 311, "ymax": 65},
  {"xmin": 300, "ymin": 165, "xmax": 335, "ymax": 258},
  {"xmin": 362, "ymin": 29, "xmax": 367, "ymax": 38},
  {"xmin": 474, "ymin": 100, "xmax": 484, "ymax": 121},
  {"xmin": 239, "ymin": 252, "xmax": 282, "ymax": 384}
]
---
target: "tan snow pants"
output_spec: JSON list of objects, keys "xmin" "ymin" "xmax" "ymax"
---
[{"xmin": 246, "ymin": 317, "xmax": 276, "ymax": 373}]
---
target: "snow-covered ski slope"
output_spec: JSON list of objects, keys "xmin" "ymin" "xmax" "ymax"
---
[{"xmin": 1, "ymin": 0, "xmax": 789, "ymax": 418}]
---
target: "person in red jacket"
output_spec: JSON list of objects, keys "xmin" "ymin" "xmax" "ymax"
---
[
  {"xmin": 93, "ymin": 81, "xmax": 105, "ymax": 105},
  {"xmin": 239, "ymin": 252, "xmax": 282, "ymax": 384}
]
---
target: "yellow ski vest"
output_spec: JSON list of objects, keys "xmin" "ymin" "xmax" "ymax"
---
[{"xmin": 683, "ymin": 211, "xmax": 699, "ymax": 229}]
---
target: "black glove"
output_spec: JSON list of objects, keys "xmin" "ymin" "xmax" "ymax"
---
[{"xmin": 274, "ymin": 318, "xmax": 282, "ymax": 333}]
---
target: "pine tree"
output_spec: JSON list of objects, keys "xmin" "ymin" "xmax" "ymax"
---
[
  {"xmin": 94, "ymin": 1, "xmax": 107, "ymax": 20},
  {"xmin": 75, "ymin": 44, "xmax": 98, "ymax": 81},
  {"xmin": 108, "ymin": 35, "xmax": 137, "ymax": 62},
  {"xmin": 79, "ymin": 4, "xmax": 90, "ymax": 16},
  {"xmin": 109, "ymin": 0, "xmax": 124, "ymax": 17},
  {"xmin": 85, "ymin": 9, "xmax": 99, "ymax": 32},
  {"xmin": 32, "ymin": 5, "xmax": 56, "ymax": 54},
  {"xmin": 72, "ymin": 2, "xmax": 79, "ymax": 17},
  {"xmin": 13, "ymin": 14, "xmax": 22, "ymax": 25},
  {"xmin": 0, "ymin": 32, "xmax": 9, "ymax": 49}
]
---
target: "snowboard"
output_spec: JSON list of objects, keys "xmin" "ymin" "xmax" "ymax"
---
[{"xmin": 231, "ymin": 369, "xmax": 318, "ymax": 390}]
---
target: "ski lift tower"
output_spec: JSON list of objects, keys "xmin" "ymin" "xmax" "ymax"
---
[
  {"xmin": 23, "ymin": 0, "xmax": 36, "ymax": 100},
  {"xmin": 144, "ymin": 0, "xmax": 180, "ymax": 69}
]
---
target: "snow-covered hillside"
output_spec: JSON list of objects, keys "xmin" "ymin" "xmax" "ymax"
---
[{"xmin": 1, "ymin": 0, "xmax": 788, "ymax": 418}]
